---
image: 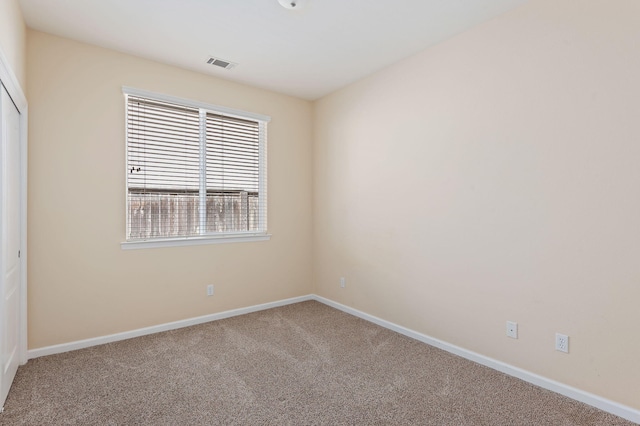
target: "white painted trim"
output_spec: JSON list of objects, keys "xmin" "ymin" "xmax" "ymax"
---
[
  {"xmin": 0, "ymin": 50, "xmax": 26, "ymax": 111},
  {"xmin": 122, "ymin": 86, "xmax": 271, "ymax": 122},
  {"xmin": 121, "ymin": 233, "xmax": 271, "ymax": 250},
  {"xmin": 27, "ymin": 295, "xmax": 313, "ymax": 359},
  {"xmin": 18, "ymin": 89, "xmax": 28, "ymax": 367},
  {"xmin": 258, "ymin": 121, "xmax": 268, "ymax": 233},
  {"xmin": 311, "ymin": 295, "xmax": 640, "ymax": 424},
  {"xmin": 0, "ymin": 48, "xmax": 28, "ymax": 367}
]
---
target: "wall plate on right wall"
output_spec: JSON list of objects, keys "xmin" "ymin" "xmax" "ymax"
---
[{"xmin": 555, "ymin": 333, "xmax": 569, "ymax": 353}]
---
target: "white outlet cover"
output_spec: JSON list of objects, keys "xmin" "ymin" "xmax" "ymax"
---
[
  {"xmin": 555, "ymin": 333, "xmax": 569, "ymax": 353},
  {"xmin": 340, "ymin": 277, "xmax": 345, "ymax": 288},
  {"xmin": 506, "ymin": 321, "xmax": 518, "ymax": 339}
]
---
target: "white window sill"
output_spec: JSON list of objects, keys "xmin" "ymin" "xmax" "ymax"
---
[{"xmin": 121, "ymin": 233, "xmax": 271, "ymax": 250}]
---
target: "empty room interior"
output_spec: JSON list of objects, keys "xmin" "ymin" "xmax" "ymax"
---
[{"xmin": 0, "ymin": 0, "xmax": 639, "ymax": 423}]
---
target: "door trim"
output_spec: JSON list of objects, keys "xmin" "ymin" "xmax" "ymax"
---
[{"xmin": 0, "ymin": 47, "xmax": 28, "ymax": 366}]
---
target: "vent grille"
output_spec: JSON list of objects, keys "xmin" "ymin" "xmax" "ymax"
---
[{"xmin": 206, "ymin": 56, "xmax": 237, "ymax": 70}]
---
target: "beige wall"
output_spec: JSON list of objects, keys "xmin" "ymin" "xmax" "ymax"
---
[
  {"xmin": 313, "ymin": 0, "xmax": 640, "ymax": 410},
  {"xmin": 0, "ymin": 0, "xmax": 27, "ymax": 88},
  {"xmin": 27, "ymin": 30, "xmax": 313, "ymax": 349}
]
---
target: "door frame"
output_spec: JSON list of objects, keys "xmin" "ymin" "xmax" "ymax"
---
[{"xmin": 0, "ymin": 47, "xmax": 28, "ymax": 366}]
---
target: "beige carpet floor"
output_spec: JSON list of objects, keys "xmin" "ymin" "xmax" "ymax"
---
[{"xmin": 0, "ymin": 301, "xmax": 634, "ymax": 425}]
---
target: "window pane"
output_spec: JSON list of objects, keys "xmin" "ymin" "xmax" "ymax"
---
[
  {"xmin": 204, "ymin": 113, "xmax": 260, "ymax": 233},
  {"xmin": 128, "ymin": 192, "xmax": 200, "ymax": 239},
  {"xmin": 127, "ymin": 97, "xmax": 201, "ymax": 239},
  {"xmin": 204, "ymin": 192, "xmax": 259, "ymax": 233}
]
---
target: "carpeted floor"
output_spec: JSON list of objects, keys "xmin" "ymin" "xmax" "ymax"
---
[{"xmin": 0, "ymin": 301, "xmax": 634, "ymax": 425}]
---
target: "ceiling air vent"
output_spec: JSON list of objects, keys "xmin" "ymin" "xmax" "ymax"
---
[{"xmin": 206, "ymin": 56, "xmax": 237, "ymax": 70}]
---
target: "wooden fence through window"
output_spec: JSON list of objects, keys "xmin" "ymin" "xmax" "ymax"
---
[{"xmin": 127, "ymin": 191, "xmax": 259, "ymax": 239}]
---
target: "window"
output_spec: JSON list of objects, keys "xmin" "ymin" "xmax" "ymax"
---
[{"xmin": 122, "ymin": 88, "xmax": 270, "ymax": 248}]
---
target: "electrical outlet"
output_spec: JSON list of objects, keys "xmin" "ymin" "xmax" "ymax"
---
[
  {"xmin": 506, "ymin": 321, "xmax": 518, "ymax": 339},
  {"xmin": 555, "ymin": 333, "xmax": 569, "ymax": 353},
  {"xmin": 340, "ymin": 277, "xmax": 346, "ymax": 288},
  {"xmin": 207, "ymin": 284, "xmax": 214, "ymax": 296}
]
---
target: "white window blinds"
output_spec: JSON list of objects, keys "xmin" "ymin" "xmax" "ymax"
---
[{"xmin": 125, "ymin": 91, "xmax": 267, "ymax": 242}]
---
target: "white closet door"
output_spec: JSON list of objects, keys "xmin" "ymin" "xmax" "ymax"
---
[{"xmin": 0, "ymin": 83, "xmax": 21, "ymax": 409}]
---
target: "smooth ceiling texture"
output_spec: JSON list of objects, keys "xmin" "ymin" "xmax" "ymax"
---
[{"xmin": 18, "ymin": 0, "xmax": 527, "ymax": 100}]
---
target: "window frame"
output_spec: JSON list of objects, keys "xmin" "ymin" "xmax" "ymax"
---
[{"xmin": 120, "ymin": 87, "xmax": 271, "ymax": 250}]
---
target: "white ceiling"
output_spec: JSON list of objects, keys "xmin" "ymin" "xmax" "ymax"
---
[{"xmin": 18, "ymin": 0, "xmax": 527, "ymax": 100}]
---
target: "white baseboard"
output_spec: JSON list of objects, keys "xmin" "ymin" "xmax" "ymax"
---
[
  {"xmin": 26, "ymin": 293, "xmax": 639, "ymax": 424},
  {"xmin": 312, "ymin": 295, "xmax": 640, "ymax": 425},
  {"xmin": 27, "ymin": 295, "xmax": 313, "ymax": 360}
]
